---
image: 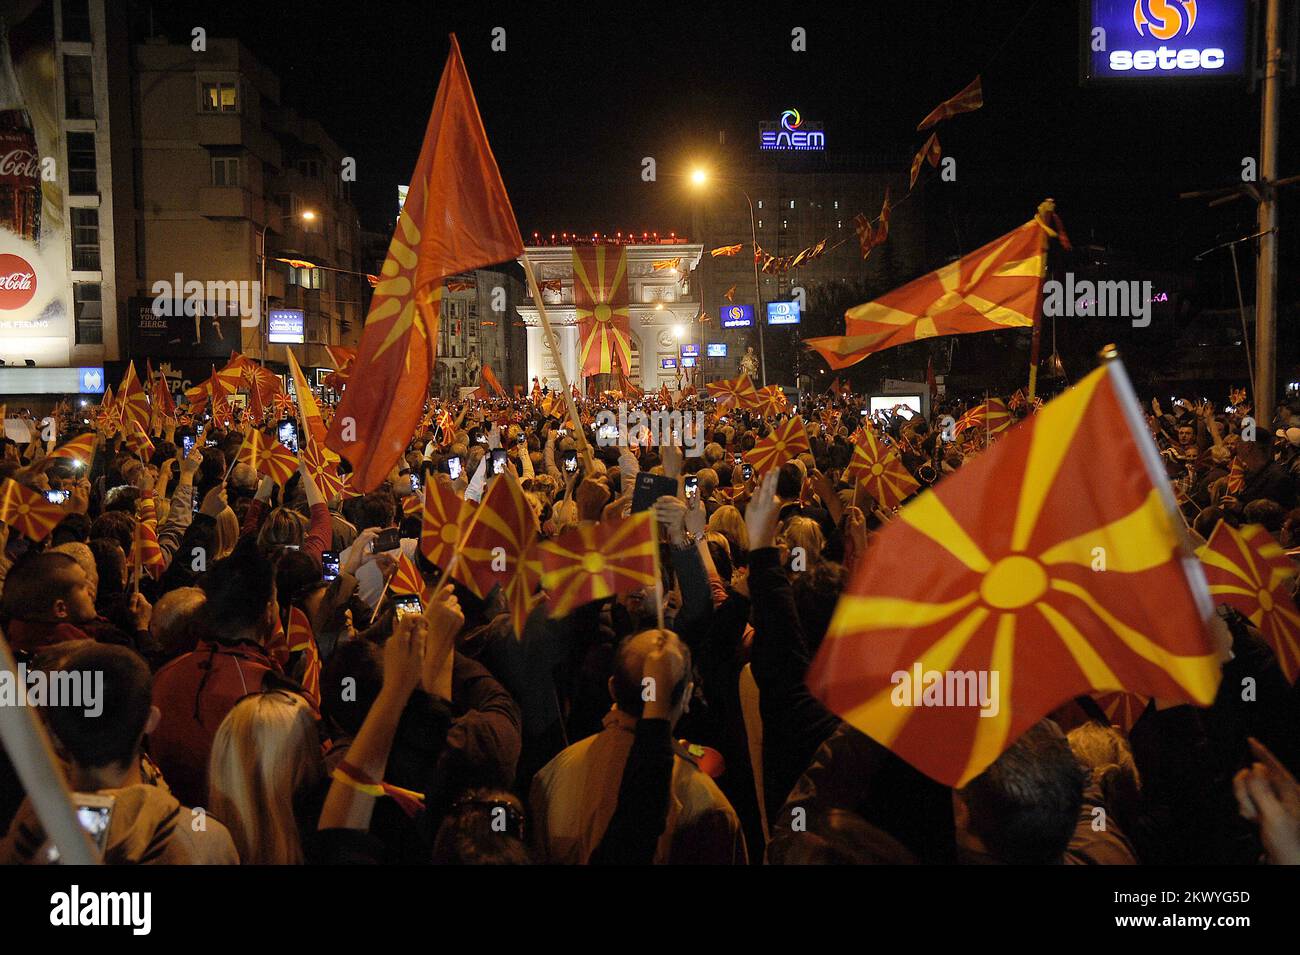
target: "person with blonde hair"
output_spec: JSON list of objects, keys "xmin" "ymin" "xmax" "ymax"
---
[
  {"xmin": 780, "ymin": 515, "xmax": 825, "ymax": 569},
  {"xmin": 707, "ymin": 504, "xmax": 749, "ymax": 566},
  {"xmin": 208, "ymin": 690, "xmax": 324, "ymax": 865}
]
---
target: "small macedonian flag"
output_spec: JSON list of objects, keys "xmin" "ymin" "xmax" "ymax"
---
[
  {"xmin": 537, "ymin": 511, "xmax": 659, "ymax": 619},
  {"xmin": 301, "ymin": 434, "xmax": 345, "ymax": 500},
  {"xmin": 134, "ymin": 498, "xmax": 166, "ymax": 580},
  {"xmin": 1091, "ymin": 690, "xmax": 1150, "ymax": 734},
  {"xmin": 752, "ymin": 384, "xmax": 788, "ymax": 418},
  {"xmin": 460, "ymin": 472, "xmax": 539, "ymax": 635},
  {"xmin": 124, "ymin": 420, "xmax": 155, "ymax": 461},
  {"xmin": 807, "ymin": 361, "xmax": 1222, "ymax": 787},
  {"xmin": 706, "ymin": 373, "xmax": 758, "ymax": 410},
  {"xmin": 1198, "ymin": 521, "xmax": 1300, "ymax": 683},
  {"xmin": 48, "ymin": 433, "xmax": 97, "ymax": 469},
  {"xmin": 955, "ymin": 398, "xmax": 1011, "ymax": 439},
  {"xmin": 0, "ymin": 478, "xmax": 64, "ymax": 542},
  {"xmin": 744, "ymin": 416, "xmax": 810, "ymax": 475},
  {"xmin": 420, "ymin": 480, "xmax": 472, "ymax": 570},
  {"xmin": 388, "ymin": 550, "xmax": 432, "ymax": 606},
  {"xmin": 286, "ymin": 605, "xmax": 321, "ymax": 710},
  {"xmin": 260, "ymin": 440, "xmax": 299, "ymax": 486},
  {"xmin": 843, "ymin": 427, "xmax": 920, "ymax": 510}
]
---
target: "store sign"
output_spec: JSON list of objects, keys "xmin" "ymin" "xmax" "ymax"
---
[
  {"xmin": 680, "ymin": 343, "xmax": 699, "ymax": 357},
  {"xmin": 759, "ymin": 109, "xmax": 825, "ymax": 151},
  {"xmin": 268, "ymin": 308, "xmax": 305, "ymax": 344},
  {"xmin": 721, "ymin": 304, "xmax": 754, "ymax": 328},
  {"xmin": 706, "ymin": 343, "xmax": 727, "ymax": 357},
  {"xmin": 660, "ymin": 358, "xmax": 678, "ymax": 369},
  {"xmin": 1083, "ymin": 0, "xmax": 1247, "ymax": 81},
  {"xmin": 767, "ymin": 301, "xmax": 801, "ymax": 325}
]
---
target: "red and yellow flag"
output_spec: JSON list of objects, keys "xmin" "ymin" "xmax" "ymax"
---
[
  {"xmin": 235, "ymin": 430, "xmax": 268, "ymax": 472},
  {"xmin": 917, "ymin": 75, "xmax": 983, "ymax": 131},
  {"xmin": 286, "ymin": 605, "xmax": 321, "ymax": 710},
  {"xmin": 1092, "ymin": 690, "xmax": 1150, "ymax": 734},
  {"xmin": 420, "ymin": 480, "xmax": 471, "ymax": 570},
  {"xmin": 389, "ymin": 550, "xmax": 431, "ymax": 605},
  {"xmin": 908, "ymin": 132, "xmax": 942, "ymax": 191},
  {"xmin": 48, "ymin": 433, "xmax": 97, "ymax": 469},
  {"xmin": 260, "ymin": 440, "xmax": 299, "ymax": 487},
  {"xmin": 955, "ymin": 397, "xmax": 1011, "ymax": 438},
  {"xmin": 744, "ymin": 416, "xmax": 810, "ymax": 474},
  {"xmin": 844, "ymin": 427, "xmax": 920, "ymax": 510},
  {"xmin": 301, "ymin": 433, "xmax": 345, "ymax": 500},
  {"xmin": 1198, "ymin": 521, "xmax": 1300, "ymax": 683},
  {"xmin": 326, "ymin": 35, "xmax": 522, "ymax": 490},
  {"xmin": 537, "ymin": 511, "xmax": 659, "ymax": 618},
  {"xmin": 1226, "ymin": 457, "xmax": 1245, "ymax": 496},
  {"xmin": 807, "ymin": 362, "xmax": 1221, "ymax": 787},
  {"xmin": 93, "ymin": 385, "xmax": 121, "ymax": 436},
  {"xmin": 460, "ymin": 472, "xmax": 538, "ymax": 634},
  {"xmin": 147, "ymin": 362, "xmax": 176, "ymax": 424},
  {"xmin": 752, "ymin": 384, "xmax": 788, "ymax": 418},
  {"xmin": 124, "ymin": 420, "xmax": 155, "ymax": 461},
  {"xmin": 574, "ymin": 245, "xmax": 632, "ymax": 376},
  {"xmin": 134, "ymin": 498, "xmax": 166, "ymax": 580},
  {"xmin": 480, "ymin": 363, "xmax": 507, "ymax": 398},
  {"xmin": 710, "ymin": 244, "xmax": 742, "ymax": 257},
  {"xmin": 706, "ymin": 373, "xmax": 758, "ymax": 410},
  {"xmin": 118, "ymin": 362, "xmax": 151, "ymax": 435},
  {"xmin": 0, "ymin": 478, "xmax": 64, "ymax": 541},
  {"xmin": 805, "ymin": 211, "xmax": 1051, "ymax": 370}
]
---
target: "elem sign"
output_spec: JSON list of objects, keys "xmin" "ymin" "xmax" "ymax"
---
[{"xmin": 1083, "ymin": 0, "xmax": 1247, "ymax": 82}]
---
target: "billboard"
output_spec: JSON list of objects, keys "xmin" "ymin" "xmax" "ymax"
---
[
  {"xmin": 680, "ymin": 343, "xmax": 699, "ymax": 357},
  {"xmin": 721, "ymin": 304, "xmax": 754, "ymax": 328},
  {"xmin": 0, "ymin": 5, "xmax": 70, "ymax": 364},
  {"xmin": 127, "ymin": 296, "xmax": 240, "ymax": 358},
  {"xmin": 268, "ymin": 308, "xmax": 305, "ymax": 344},
  {"xmin": 767, "ymin": 301, "xmax": 801, "ymax": 325},
  {"xmin": 1082, "ymin": 0, "xmax": 1248, "ymax": 82},
  {"xmin": 706, "ymin": 343, "xmax": 727, "ymax": 357},
  {"xmin": 759, "ymin": 109, "xmax": 825, "ymax": 151},
  {"xmin": 660, "ymin": 357, "xmax": 677, "ymax": 369}
]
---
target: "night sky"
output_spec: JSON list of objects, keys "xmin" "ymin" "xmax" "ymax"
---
[{"xmin": 137, "ymin": 0, "xmax": 1288, "ymax": 281}]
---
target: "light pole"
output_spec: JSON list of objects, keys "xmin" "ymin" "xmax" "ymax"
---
[
  {"xmin": 259, "ymin": 209, "xmax": 317, "ymax": 362},
  {"xmin": 689, "ymin": 169, "xmax": 767, "ymax": 386}
]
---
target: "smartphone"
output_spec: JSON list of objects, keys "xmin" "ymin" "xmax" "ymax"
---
[
  {"xmin": 557, "ymin": 427, "xmax": 568, "ymax": 438},
  {"xmin": 45, "ymin": 489, "xmax": 69, "ymax": 505},
  {"xmin": 73, "ymin": 792, "xmax": 115, "ymax": 854},
  {"xmin": 322, "ymin": 551, "xmax": 340, "ymax": 582},
  {"xmin": 733, "ymin": 452, "xmax": 742, "ymax": 465},
  {"xmin": 408, "ymin": 470, "xmax": 421, "ymax": 493},
  {"xmin": 684, "ymin": 475, "xmax": 699, "ymax": 502},
  {"xmin": 204, "ymin": 437, "xmax": 218, "ymax": 448},
  {"xmin": 277, "ymin": 420, "xmax": 299, "ymax": 453},
  {"xmin": 474, "ymin": 431, "xmax": 488, "ymax": 445},
  {"xmin": 517, "ymin": 431, "xmax": 527, "ymax": 445},
  {"xmin": 490, "ymin": 448, "xmax": 509, "ymax": 476},
  {"xmin": 182, "ymin": 435, "xmax": 196, "ymax": 457},
  {"xmin": 562, "ymin": 449, "xmax": 578, "ymax": 473},
  {"xmin": 393, "ymin": 594, "xmax": 423, "ymax": 620},
  {"xmin": 446, "ymin": 455, "xmax": 463, "ymax": 481},
  {"xmin": 375, "ymin": 528, "xmax": 402, "ymax": 553},
  {"xmin": 742, "ymin": 463, "xmax": 753, "ymax": 481},
  {"xmin": 860, "ymin": 409, "xmax": 870, "ymax": 416}
]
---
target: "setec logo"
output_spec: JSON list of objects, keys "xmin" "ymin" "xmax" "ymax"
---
[
  {"xmin": 759, "ymin": 108, "xmax": 825, "ymax": 151},
  {"xmin": 1110, "ymin": 0, "xmax": 1224, "ymax": 72}
]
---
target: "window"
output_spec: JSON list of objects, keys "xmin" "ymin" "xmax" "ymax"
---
[
  {"xmin": 296, "ymin": 159, "xmax": 322, "ymax": 179},
  {"xmin": 63, "ymin": 0, "xmax": 92, "ymax": 42},
  {"xmin": 71, "ymin": 208, "xmax": 100, "ymax": 270},
  {"xmin": 67, "ymin": 132, "xmax": 96, "ymax": 194},
  {"xmin": 756, "ymin": 200, "xmax": 763, "ymax": 209},
  {"xmin": 64, "ymin": 55, "xmax": 94, "ymax": 119},
  {"xmin": 833, "ymin": 200, "xmax": 840, "ymax": 210},
  {"xmin": 789, "ymin": 200, "xmax": 795, "ymax": 209},
  {"xmin": 288, "ymin": 267, "xmax": 322, "ymax": 290},
  {"xmin": 757, "ymin": 219, "xmax": 763, "ymax": 229},
  {"xmin": 837, "ymin": 219, "xmax": 843, "ymax": 229},
  {"xmin": 201, "ymin": 81, "xmax": 238, "ymax": 113},
  {"xmin": 211, "ymin": 156, "xmax": 240, "ymax": 187},
  {"xmin": 781, "ymin": 219, "xmax": 788, "ymax": 229},
  {"xmin": 74, "ymin": 283, "xmax": 102, "ymax": 344}
]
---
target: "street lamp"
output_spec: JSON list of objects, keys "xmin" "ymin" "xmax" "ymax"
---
[
  {"xmin": 259, "ymin": 209, "xmax": 318, "ymax": 361},
  {"xmin": 688, "ymin": 167, "xmax": 767, "ymax": 386}
]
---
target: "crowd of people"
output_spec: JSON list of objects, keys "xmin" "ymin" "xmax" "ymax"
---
[{"xmin": 0, "ymin": 379, "xmax": 1297, "ymax": 865}]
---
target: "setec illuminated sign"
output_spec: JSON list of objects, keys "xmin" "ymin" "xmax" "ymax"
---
[
  {"xmin": 680, "ymin": 343, "xmax": 699, "ymax": 357},
  {"xmin": 721, "ymin": 304, "xmax": 754, "ymax": 328},
  {"xmin": 1083, "ymin": 0, "xmax": 1247, "ymax": 81},
  {"xmin": 759, "ymin": 109, "xmax": 825, "ymax": 151}
]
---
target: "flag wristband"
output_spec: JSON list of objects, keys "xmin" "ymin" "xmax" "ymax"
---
[{"xmin": 331, "ymin": 760, "xmax": 426, "ymax": 818}]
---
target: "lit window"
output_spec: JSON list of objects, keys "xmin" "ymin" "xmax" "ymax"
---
[
  {"xmin": 757, "ymin": 219, "xmax": 762, "ymax": 229},
  {"xmin": 837, "ymin": 220, "xmax": 842, "ymax": 229},
  {"xmin": 789, "ymin": 200, "xmax": 795, "ymax": 209},
  {"xmin": 833, "ymin": 200, "xmax": 839, "ymax": 210},
  {"xmin": 74, "ymin": 283, "xmax": 102, "ymax": 344},
  {"xmin": 757, "ymin": 200, "xmax": 763, "ymax": 209},
  {"xmin": 71, "ymin": 208, "xmax": 100, "ymax": 270},
  {"xmin": 201, "ymin": 82, "xmax": 238, "ymax": 113}
]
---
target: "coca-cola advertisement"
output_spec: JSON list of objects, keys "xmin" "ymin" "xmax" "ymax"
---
[{"xmin": 0, "ymin": 3, "xmax": 67, "ymax": 359}]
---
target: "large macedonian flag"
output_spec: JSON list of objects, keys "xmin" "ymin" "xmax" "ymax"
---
[
  {"xmin": 573, "ymin": 245, "xmax": 632, "ymax": 377},
  {"xmin": 744, "ymin": 416, "xmax": 810, "ymax": 475},
  {"xmin": 420, "ymin": 479, "xmax": 471, "ymax": 570},
  {"xmin": 805, "ymin": 209, "xmax": 1052, "ymax": 370},
  {"xmin": 1198, "ymin": 521, "xmax": 1300, "ymax": 683},
  {"xmin": 706, "ymin": 373, "xmax": 758, "ymax": 410},
  {"xmin": 843, "ymin": 427, "xmax": 920, "ymax": 510},
  {"xmin": 536, "ymin": 511, "xmax": 659, "ymax": 618},
  {"xmin": 806, "ymin": 362, "xmax": 1222, "ymax": 787}
]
